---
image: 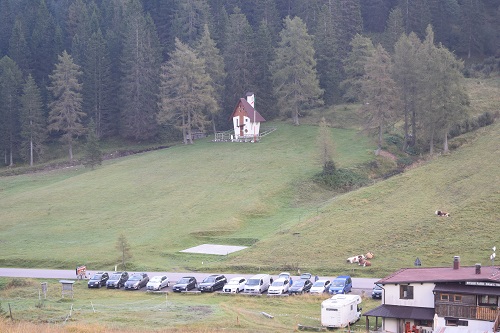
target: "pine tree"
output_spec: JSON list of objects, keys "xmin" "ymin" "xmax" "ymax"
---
[
  {"xmin": 398, "ymin": 0, "xmax": 431, "ymax": 38},
  {"xmin": 30, "ymin": 0, "xmax": 57, "ymax": 84},
  {"xmin": 116, "ymin": 233, "xmax": 132, "ymax": 270},
  {"xmin": 223, "ymin": 8, "xmax": 255, "ymax": 118},
  {"xmin": 173, "ymin": 0, "xmax": 210, "ymax": 46},
  {"xmin": 8, "ymin": 19, "xmax": 31, "ymax": 76},
  {"xmin": 314, "ymin": 3, "xmax": 340, "ymax": 105},
  {"xmin": 252, "ymin": 20, "xmax": 277, "ymax": 120},
  {"xmin": 459, "ymin": 0, "xmax": 486, "ymax": 58},
  {"xmin": 157, "ymin": 38, "xmax": 217, "ymax": 144},
  {"xmin": 120, "ymin": 0, "xmax": 162, "ymax": 140},
  {"xmin": 317, "ymin": 117, "xmax": 336, "ymax": 176},
  {"xmin": 384, "ymin": 7, "xmax": 405, "ymax": 53},
  {"xmin": 418, "ymin": 26, "xmax": 469, "ymax": 154},
  {"xmin": 0, "ymin": 56, "xmax": 23, "ymax": 166},
  {"xmin": 48, "ymin": 50, "xmax": 85, "ymax": 162},
  {"xmin": 195, "ymin": 24, "xmax": 226, "ymax": 132},
  {"xmin": 20, "ymin": 74, "xmax": 46, "ymax": 166},
  {"xmin": 341, "ymin": 34, "xmax": 375, "ymax": 103},
  {"xmin": 271, "ymin": 16, "xmax": 323, "ymax": 126},
  {"xmin": 393, "ymin": 32, "xmax": 422, "ymax": 150},
  {"xmin": 83, "ymin": 118, "xmax": 102, "ymax": 169},
  {"xmin": 360, "ymin": 44, "xmax": 401, "ymax": 151},
  {"xmin": 83, "ymin": 28, "xmax": 113, "ymax": 138}
]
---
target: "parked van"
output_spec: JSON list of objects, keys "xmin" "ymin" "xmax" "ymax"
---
[
  {"xmin": 328, "ymin": 275, "xmax": 352, "ymax": 294},
  {"xmin": 321, "ymin": 294, "xmax": 362, "ymax": 328},
  {"xmin": 244, "ymin": 274, "xmax": 272, "ymax": 294}
]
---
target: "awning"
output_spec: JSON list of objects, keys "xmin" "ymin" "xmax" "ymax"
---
[{"xmin": 364, "ymin": 304, "xmax": 435, "ymax": 320}]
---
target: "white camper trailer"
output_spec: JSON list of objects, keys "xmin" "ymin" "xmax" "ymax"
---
[{"xmin": 321, "ymin": 294, "xmax": 362, "ymax": 328}]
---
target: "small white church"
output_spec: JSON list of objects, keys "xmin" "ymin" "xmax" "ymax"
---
[{"xmin": 230, "ymin": 92, "xmax": 266, "ymax": 142}]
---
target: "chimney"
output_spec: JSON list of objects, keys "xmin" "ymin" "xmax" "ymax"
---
[
  {"xmin": 246, "ymin": 92, "xmax": 255, "ymax": 109},
  {"xmin": 475, "ymin": 263, "xmax": 481, "ymax": 274},
  {"xmin": 453, "ymin": 256, "xmax": 460, "ymax": 270}
]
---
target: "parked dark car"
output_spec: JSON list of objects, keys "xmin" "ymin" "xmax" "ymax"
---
[
  {"xmin": 87, "ymin": 272, "xmax": 109, "ymax": 288},
  {"xmin": 288, "ymin": 279, "xmax": 313, "ymax": 294},
  {"xmin": 372, "ymin": 285, "xmax": 383, "ymax": 299},
  {"xmin": 198, "ymin": 274, "xmax": 227, "ymax": 292},
  {"xmin": 106, "ymin": 271, "xmax": 129, "ymax": 289},
  {"xmin": 124, "ymin": 272, "xmax": 149, "ymax": 290},
  {"xmin": 173, "ymin": 276, "xmax": 197, "ymax": 292}
]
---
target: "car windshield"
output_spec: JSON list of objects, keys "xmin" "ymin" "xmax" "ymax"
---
[
  {"xmin": 110, "ymin": 274, "xmax": 121, "ymax": 279},
  {"xmin": 178, "ymin": 278, "xmax": 191, "ymax": 284},
  {"xmin": 203, "ymin": 277, "xmax": 215, "ymax": 283},
  {"xmin": 150, "ymin": 276, "xmax": 162, "ymax": 282},
  {"xmin": 246, "ymin": 278, "xmax": 260, "ymax": 286},
  {"xmin": 228, "ymin": 279, "xmax": 241, "ymax": 284},
  {"xmin": 129, "ymin": 275, "xmax": 141, "ymax": 281},
  {"xmin": 313, "ymin": 281, "xmax": 325, "ymax": 287},
  {"xmin": 91, "ymin": 274, "xmax": 102, "ymax": 280},
  {"xmin": 293, "ymin": 280, "xmax": 305, "ymax": 287},
  {"xmin": 332, "ymin": 280, "xmax": 345, "ymax": 287},
  {"xmin": 272, "ymin": 280, "xmax": 285, "ymax": 287}
]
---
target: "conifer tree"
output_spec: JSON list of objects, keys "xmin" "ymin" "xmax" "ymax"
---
[
  {"xmin": 271, "ymin": 16, "xmax": 323, "ymax": 126},
  {"xmin": 30, "ymin": 0, "xmax": 57, "ymax": 84},
  {"xmin": 314, "ymin": 3, "xmax": 340, "ymax": 105},
  {"xmin": 195, "ymin": 24, "xmax": 226, "ymax": 132},
  {"xmin": 393, "ymin": 32, "xmax": 422, "ymax": 150},
  {"xmin": 116, "ymin": 233, "xmax": 132, "ymax": 270},
  {"xmin": 158, "ymin": 38, "xmax": 216, "ymax": 144},
  {"xmin": 83, "ymin": 28, "xmax": 113, "ymax": 138},
  {"xmin": 173, "ymin": 0, "xmax": 210, "ymax": 46},
  {"xmin": 0, "ymin": 56, "xmax": 23, "ymax": 166},
  {"xmin": 8, "ymin": 19, "xmax": 31, "ymax": 77},
  {"xmin": 384, "ymin": 7, "xmax": 405, "ymax": 53},
  {"xmin": 360, "ymin": 44, "xmax": 401, "ymax": 152},
  {"xmin": 223, "ymin": 8, "xmax": 255, "ymax": 118},
  {"xmin": 120, "ymin": 0, "xmax": 162, "ymax": 140},
  {"xmin": 48, "ymin": 50, "xmax": 85, "ymax": 162},
  {"xmin": 317, "ymin": 117, "xmax": 336, "ymax": 176},
  {"xmin": 20, "ymin": 74, "xmax": 46, "ymax": 166},
  {"xmin": 83, "ymin": 118, "xmax": 102, "ymax": 169},
  {"xmin": 341, "ymin": 34, "xmax": 375, "ymax": 103},
  {"xmin": 418, "ymin": 26, "xmax": 468, "ymax": 154},
  {"xmin": 252, "ymin": 20, "xmax": 277, "ymax": 120}
]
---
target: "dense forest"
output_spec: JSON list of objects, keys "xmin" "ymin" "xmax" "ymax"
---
[{"xmin": 0, "ymin": 0, "xmax": 498, "ymax": 166}]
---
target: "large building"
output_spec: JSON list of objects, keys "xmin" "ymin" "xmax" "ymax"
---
[{"xmin": 364, "ymin": 256, "xmax": 500, "ymax": 333}]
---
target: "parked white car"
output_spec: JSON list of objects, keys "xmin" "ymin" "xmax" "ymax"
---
[
  {"xmin": 146, "ymin": 275, "xmax": 169, "ymax": 291},
  {"xmin": 222, "ymin": 277, "xmax": 247, "ymax": 293},
  {"xmin": 267, "ymin": 277, "xmax": 290, "ymax": 295},
  {"xmin": 310, "ymin": 279, "xmax": 331, "ymax": 294}
]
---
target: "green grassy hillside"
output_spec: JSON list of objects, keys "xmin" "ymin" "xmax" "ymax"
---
[
  {"xmin": 0, "ymin": 78, "xmax": 498, "ymax": 278},
  {"xmin": 0, "ymin": 123, "xmax": 375, "ymax": 271}
]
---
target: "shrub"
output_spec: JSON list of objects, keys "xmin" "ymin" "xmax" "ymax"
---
[
  {"xmin": 477, "ymin": 112, "xmax": 494, "ymax": 127},
  {"xmin": 314, "ymin": 168, "xmax": 369, "ymax": 191}
]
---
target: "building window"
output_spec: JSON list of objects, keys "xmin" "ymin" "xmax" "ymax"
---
[
  {"xmin": 440, "ymin": 294, "xmax": 449, "ymax": 301},
  {"xmin": 400, "ymin": 285, "xmax": 414, "ymax": 299},
  {"xmin": 454, "ymin": 295, "xmax": 462, "ymax": 302},
  {"xmin": 479, "ymin": 295, "xmax": 498, "ymax": 306},
  {"xmin": 446, "ymin": 319, "xmax": 468, "ymax": 326},
  {"xmin": 415, "ymin": 320, "xmax": 432, "ymax": 326}
]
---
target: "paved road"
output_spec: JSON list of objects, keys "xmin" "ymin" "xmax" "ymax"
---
[{"xmin": 0, "ymin": 267, "xmax": 380, "ymax": 292}]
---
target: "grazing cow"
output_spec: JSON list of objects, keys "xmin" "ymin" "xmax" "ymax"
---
[
  {"xmin": 358, "ymin": 257, "xmax": 372, "ymax": 267},
  {"xmin": 346, "ymin": 254, "xmax": 365, "ymax": 264},
  {"xmin": 435, "ymin": 210, "xmax": 450, "ymax": 217},
  {"xmin": 365, "ymin": 252, "xmax": 374, "ymax": 259}
]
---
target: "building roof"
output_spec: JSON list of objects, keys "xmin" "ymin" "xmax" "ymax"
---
[
  {"xmin": 433, "ymin": 282, "xmax": 500, "ymax": 296},
  {"xmin": 230, "ymin": 98, "xmax": 266, "ymax": 122},
  {"xmin": 377, "ymin": 266, "xmax": 500, "ymax": 285},
  {"xmin": 364, "ymin": 304, "xmax": 435, "ymax": 320}
]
